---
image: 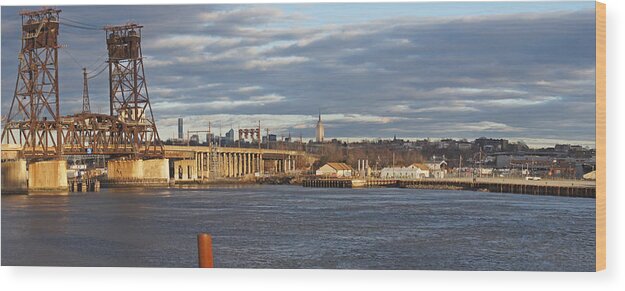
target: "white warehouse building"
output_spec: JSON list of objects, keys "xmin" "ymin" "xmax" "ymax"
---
[{"xmin": 380, "ymin": 163, "xmax": 430, "ymax": 179}]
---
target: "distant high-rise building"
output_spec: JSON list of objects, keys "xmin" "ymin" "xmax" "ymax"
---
[
  {"xmin": 178, "ymin": 118, "xmax": 183, "ymax": 139},
  {"xmin": 316, "ymin": 112, "xmax": 324, "ymax": 143},
  {"xmin": 225, "ymin": 128, "xmax": 235, "ymax": 142}
]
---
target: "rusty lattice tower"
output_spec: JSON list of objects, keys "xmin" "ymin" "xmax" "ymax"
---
[
  {"xmin": 1, "ymin": 8, "xmax": 63, "ymax": 158},
  {"xmin": 81, "ymin": 68, "xmax": 90, "ymax": 113},
  {"xmin": 105, "ymin": 23, "xmax": 163, "ymax": 158}
]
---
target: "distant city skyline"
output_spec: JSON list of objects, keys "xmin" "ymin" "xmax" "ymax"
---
[{"xmin": 1, "ymin": 2, "xmax": 596, "ymax": 147}]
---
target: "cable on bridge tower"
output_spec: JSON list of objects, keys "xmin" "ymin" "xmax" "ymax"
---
[
  {"xmin": 59, "ymin": 16, "xmax": 101, "ymax": 30},
  {"xmin": 87, "ymin": 62, "xmax": 108, "ymax": 79}
]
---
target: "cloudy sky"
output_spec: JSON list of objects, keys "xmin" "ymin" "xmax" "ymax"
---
[{"xmin": 1, "ymin": 2, "xmax": 596, "ymax": 147}]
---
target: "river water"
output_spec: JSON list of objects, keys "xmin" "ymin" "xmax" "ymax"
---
[{"xmin": 1, "ymin": 185, "xmax": 595, "ymax": 270}]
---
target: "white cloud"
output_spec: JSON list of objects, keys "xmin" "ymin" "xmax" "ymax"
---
[
  {"xmin": 236, "ymin": 86, "xmax": 263, "ymax": 93},
  {"xmin": 429, "ymin": 87, "xmax": 527, "ymax": 97},
  {"xmin": 148, "ymin": 35, "xmax": 243, "ymax": 52},
  {"xmin": 244, "ymin": 56, "xmax": 310, "ymax": 70},
  {"xmin": 412, "ymin": 106, "xmax": 480, "ymax": 113},
  {"xmin": 152, "ymin": 93, "xmax": 286, "ymax": 111},
  {"xmin": 249, "ymin": 94, "xmax": 285, "ymax": 103},
  {"xmin": 450, "ymin": 121, "xmax": 520, "ymax": 132},
  {"xmin": 199, "ymin": 7, "xmax": 286, "ymax": 24}
]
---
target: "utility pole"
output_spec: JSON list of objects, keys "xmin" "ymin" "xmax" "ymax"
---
[
  {"xmin": 392, "ymin": 152, "xmax": 395, "ymax": 178},
  {"xmin": 258, "ymin": 120, "xmax": 261, "ymax": 150},
  {"xmin": 479, "ymin": 148, "xmax": 483, "ymax": 178},
  {"xmin": 459, "ymin": 155, "xmax": 463, "ymax": 178},
  {"xmin": 266, "ymin": 128, "xmax": 270, "ymax": 150}
]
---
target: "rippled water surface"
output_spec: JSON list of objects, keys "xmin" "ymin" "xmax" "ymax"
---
[{"xmin": 1, "ymin": 185, "xmax": 595, "ymax": 270}]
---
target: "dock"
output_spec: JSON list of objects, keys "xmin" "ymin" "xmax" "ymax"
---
[{"xmin": 303, "ymin": 177, "xmax": 595, "ymax": 198}]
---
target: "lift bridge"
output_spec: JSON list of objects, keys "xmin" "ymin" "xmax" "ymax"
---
[{"xmin": 1, "ymin": 8, "xmax": 307, "ymax": 193}]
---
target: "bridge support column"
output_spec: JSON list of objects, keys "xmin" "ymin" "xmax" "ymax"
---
[
  {"xmin": 247, "ymin": 154, "xmax": 254, "ymax": 174},
  {"xmin": 199, "ymin": 153, "xmax": 204, "ymax": 179},
  {"xmin": 235, "ymin": 153, "xmax": 239, "ymax": 177},
  {"xmin": 242, "ymin": 154, "xmax": 246, "ymax": 175},
  {"xmin": 224, "ymin": 153, "xmax": 229, "ymax": 177},
  {"xmin": 195, "ymin": 153, "xmax": 201, "ymax": 180},
  {"xmin": 221, "ymin": 153, "xmax": 226, "ymax": 178},
  {"xmin": 247, "ymin": 154, "xmax": 251, "ymax": 175},
  {"xmin": 1, "ymin": 159, "xmax": 27, "ymax": 194},
  {"xmin": 229, "ymin": 153, "xmax": 234, "ymax": 178},
  {"xmin": 200, "ymin": 152, "xmax": 206, "ymax": 179},
  {"xmin": 244, "ymin": 153, "xmax": 248, "ymax": 175},
  {"xmin": 231, "ymin": 153, "xmax": 235, "ymax": 177},
  {"xmin": 241, "ymin": 153, "xmax": 246, "ymax": 176},
  {"xmin": 237, "ymin": 153, "xmax": 242, "ymax": 177},
  {"xmin": 223, "ymin": 153, "xmax": 228, "ymax": 177},
  {"xmin": 251, "ymin": 154, "xmax": 256, "ymax": 175},
  {"xmin": 259, "ymin": 154, "xmax": 264, "ymax": 175},
  {"xmin": 28, "ymin": 160, "xmax": 68, "ymax": 193},
  {"xmin": 217, "ymin": 153, "xmax": 221, "ymax": 177}
]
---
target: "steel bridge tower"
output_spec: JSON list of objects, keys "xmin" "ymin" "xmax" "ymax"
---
[
  {"xmin": 105, "ymin": 23, "xmax": 163, "ymax": 158},
  {"xmin": 1, "ymin": 8, "xmax": 63, "ymax": 159}
]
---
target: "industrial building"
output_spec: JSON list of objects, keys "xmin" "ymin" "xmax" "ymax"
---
[{"xmin": 316, "ymin": 162, "xmax": 353, "ymax": 177}]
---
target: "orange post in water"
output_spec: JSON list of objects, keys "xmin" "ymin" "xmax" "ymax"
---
[{"xmin": 197, "ymin": 233, "xmax": 214, "ymax": 268}]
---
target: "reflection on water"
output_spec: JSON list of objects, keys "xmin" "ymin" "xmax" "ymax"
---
[{"xmin": 1, "ymin": 185, "xmax": 595, "ymax": 270}]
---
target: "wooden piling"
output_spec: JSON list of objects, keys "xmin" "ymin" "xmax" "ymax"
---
[{"xmin": 197, "ymin": 233, "xmax": 214, "ymax": 268}]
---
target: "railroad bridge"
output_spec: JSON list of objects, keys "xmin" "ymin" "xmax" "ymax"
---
[{"xmin": 0, "ymin": 8, "xmax": 312, "ymax": 193}]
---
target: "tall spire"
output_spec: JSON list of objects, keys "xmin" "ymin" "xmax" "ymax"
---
[{"xmin": 316, "ymin": 109, "xmax": 324, "ymax": 143}]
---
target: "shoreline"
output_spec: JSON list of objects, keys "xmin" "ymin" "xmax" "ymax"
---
[{"xmin": 2, "ymin": 176, "xmax": 595, "ymax": 199}]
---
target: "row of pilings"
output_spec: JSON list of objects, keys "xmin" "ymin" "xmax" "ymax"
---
[
  {"xmin": 303, "ymin": 178, "xmax": 595, "ymax": 198},
  {"xmin": 68, "ymin": 178, "xmax": 101, "ymax": 192},
  {"xmin": 302, "ymin": 179, "xmax": 353, "ymax": 188}
]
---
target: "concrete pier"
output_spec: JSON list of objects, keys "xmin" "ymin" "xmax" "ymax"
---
[
  {"xmin": 174, "ymin": 159, "xmax": 197, "ymax": 181},
  {"xmin": 1, "ymin": 159, "xmax": 28, "ymax": 194},
  {"xmin": 105, "ymin": 159, "xmax": 169, "ymax": 187},
  {"xmin": 28, "ymin": 160, "xmax": 69, "ymax": 193}
]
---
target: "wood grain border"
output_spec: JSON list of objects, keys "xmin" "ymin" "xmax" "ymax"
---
[{"xmin": 595, "ymin": 1, "xmax": 606, "ymax": 272}]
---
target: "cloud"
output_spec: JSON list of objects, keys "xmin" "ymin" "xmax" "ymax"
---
[
  {"xmin": 153, "ymin": 93, "xmax": 286, "ymax": 111},
  {"xmin": 199, "ymin": 7, "xmax": 303, "ymax": 26},
  {"xmin": 244, "ymin": 56, "xmax": 310, "ymax": 70},
  {"xmin": 235, "ymin": 86, "xmax": 263, "ymax": 93},
  {"xmin": 0, "ymin": 4, "xmax": 597, "ymax": 146},
  {"xmin": 147, "ymin": 35, "xmax": 244, "ymax": 52}
]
